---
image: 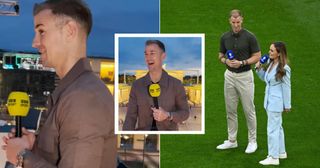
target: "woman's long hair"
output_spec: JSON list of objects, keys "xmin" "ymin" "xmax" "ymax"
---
[{"xmin": 270, "ymin": 41, "xmax": 289, "ymax": 81}]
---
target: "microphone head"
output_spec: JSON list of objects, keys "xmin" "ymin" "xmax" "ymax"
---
[
  {"xmin": 7, "ymin": 91, "xmax": 30, "ymax": 117},
  {"xmin": 260, "ymin": 54, "xmax": 269, "ymax": 64},
  {"xmin": 148, "ymin": 83, "xmax": 161, "ymax": 97},
  {"xmin": 226, "ymin": 50, "xmax": 235, "ymax": 60}
]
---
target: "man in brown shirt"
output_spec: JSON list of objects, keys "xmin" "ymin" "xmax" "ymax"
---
[
  {"xmin": 123, "ymin": 40, "xmax": 189, "ymax": 131},
  {"xmin": 3, "ymin": 0, "xmax": 116, "ymax": 167}
]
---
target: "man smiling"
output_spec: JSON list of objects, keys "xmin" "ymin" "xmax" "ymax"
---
[
  {"xmin": 3, "ymin": 0, "xmax": 116, "ymax": 167},
  {"xmin": 123, "ymin": 40, "xmax": 189, "ymax": 131}
]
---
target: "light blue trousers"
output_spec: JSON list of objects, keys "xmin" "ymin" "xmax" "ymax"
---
[{"xmin": 267, "ymin": 110, "xmax": 286, "ymax": 158}]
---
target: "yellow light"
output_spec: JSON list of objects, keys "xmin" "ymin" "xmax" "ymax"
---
[
  {"xmin": 123, "ymin": 135, "xmax": 130, "ymax": 140},
  {"xmin": 101, "ymin": 64, "xmax": 114, "ymax": 68}
]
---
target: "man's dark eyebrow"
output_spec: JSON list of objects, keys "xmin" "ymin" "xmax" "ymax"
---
[
  {"xmin": 144, "ymin": 50, "xmax": 156, "ymax": 54},
  {"xmin": 35, "ymin": 23, "xmax": 44, "ymax": 29}
]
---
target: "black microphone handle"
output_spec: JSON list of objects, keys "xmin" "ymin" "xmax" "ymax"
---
[
  {"xmin": 153, "ymin": 97, "xmax": 159, "ymax": 109},
  {"xmin": 151, "ymin": 97, "xmax": 159, "ymax": 131},
  {"xmin": 15, "ymin": 116, "xmax": 22, "ymax": 137}
]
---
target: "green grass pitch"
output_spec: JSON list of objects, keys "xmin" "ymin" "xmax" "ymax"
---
[{"xmin": 160, "ymin": 0, "xmax": 320, "ymax": 167}]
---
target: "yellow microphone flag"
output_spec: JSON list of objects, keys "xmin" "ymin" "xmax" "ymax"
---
[
  {"xmin": 148, "ymin": 83, "xmax": 161, "ymax": 97},
  {"xmin": 7, "ymin": 91, "xmax": 30, "ymax": 117}
]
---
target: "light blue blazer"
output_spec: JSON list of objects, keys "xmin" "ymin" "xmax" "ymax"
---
[{"xmin": 256, "ymin": 63, "xmax": 291, "ymax": 112}]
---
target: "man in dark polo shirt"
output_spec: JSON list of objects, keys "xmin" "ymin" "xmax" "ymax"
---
[
  {"xmin": 216, "ymin": 9, "xmax": 261, "ymax": 153},
  {"xmin": 123, "ymin": 40, "xmax": 189, "ymax": 131},
  {"xmin": 3, "ymin": 1, "xmax": 116, "ymax": 167}
]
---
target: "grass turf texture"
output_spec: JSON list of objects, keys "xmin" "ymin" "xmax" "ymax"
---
[{"xmin": 160, "ymin": 0, "xmax": 320, "ymax": 167}]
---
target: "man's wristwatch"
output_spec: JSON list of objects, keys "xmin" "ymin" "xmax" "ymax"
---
[
  {"xmin": 240, "ymin": 60, "xmax": 244, "ymax": 67},
  {"xmin": 168, "ymin": 112, "xmax": 173, "ymax": 121},
  {"xmin": 16, "ymin": 149, "xmax": 28, "ymax": 168}
]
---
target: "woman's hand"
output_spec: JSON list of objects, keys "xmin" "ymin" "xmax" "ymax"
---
[
  {"xmin": 255, "ymin": 61, "xmax": 261, "ymax": 70},
  {"xmin": 284, "ymin": 108, "xmax": 291, "ymax": 113}
]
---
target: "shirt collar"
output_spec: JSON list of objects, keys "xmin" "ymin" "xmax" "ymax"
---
[
  {"xmin": 143, "ymin": 69, "xmax": 169, "ymax": 89},
  {"xmin": 231, "ymin": 29, "xmax": 244, "ymax": 37},
  {"xmin": 51, "ymin": 57, "xmax": 92, "ymax": 105}
]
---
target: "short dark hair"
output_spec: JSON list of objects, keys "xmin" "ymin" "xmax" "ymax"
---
[
  {"xmin": 33, "ymin": 0, "xmax": 92, "ymax": 36},
  {"xmin": 145, "ymin": 40, "xmax": 166, "ymax": 52}
]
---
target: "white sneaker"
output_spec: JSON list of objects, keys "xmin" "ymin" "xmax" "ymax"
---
[
  {"xmin": 216, "ymin": 140, "xmax": 238, "ymax": 150},
  {"xmin": 279, "ymin": 152, "xmax": 287, "ymax": 159},
  {"xmin": 245, "ymin": 142, "xmax": 258, "ymax": 153},
  {"xmin": 259, "ymin": 156, "xmax": 279, "ymax": 165}
]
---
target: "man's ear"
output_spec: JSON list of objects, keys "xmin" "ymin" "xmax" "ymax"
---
[
  {"xmin": 161, "ymin": 52, "xmax": 166, "ymax": 60},
  {"xmin": 63, "ymin": 20, "xmax": 78, "ymax": 41},
  {"xmin": 240, "ymin": 17, "xmax": 244, "ymax": 22}
]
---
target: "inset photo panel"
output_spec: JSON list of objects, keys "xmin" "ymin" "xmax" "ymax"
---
[{"xmin": 115, "ymin": 34, "xmax": 205, "ymax": 134}]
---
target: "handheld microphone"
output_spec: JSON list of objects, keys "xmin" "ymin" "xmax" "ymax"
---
[
  {"xmin": 260, "ymin": 54, "xmax": 269, "ymax": 64},
  {"xmin": 148, "ymin": 83, "xmax": 161, "ymax": 131},
  {"xmin": 148, "ymin": 83, "xmax": 161, "ymax": 109},
  {"xmin": 7, "ymin": 91, "xmax": 30, "ymax": 137},
  {"xmin": 226, "ymin": 50, "xmax": 235, "ymax": 60}
]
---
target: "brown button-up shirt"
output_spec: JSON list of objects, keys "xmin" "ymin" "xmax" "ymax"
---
[
  {"xmin": 123, "ymin": 70, "xmax": 189, "ymax": 131},
  {"xmin": 24, "ymin": 58, "xmax": 116, "ymax": 168}
]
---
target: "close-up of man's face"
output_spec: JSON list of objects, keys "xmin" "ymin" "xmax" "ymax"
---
[
  {"xmin": 144, "ymin": 43, "xmax": 166, "ymax": 72},
  {"xmin": 229, "ymin": 15, "xmax": 243, "ymax": 33},
  {"xmin": 32, "ymin": 9, "xmax": 66, "ymax": 68}
]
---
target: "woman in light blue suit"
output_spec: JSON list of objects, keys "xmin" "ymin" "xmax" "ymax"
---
[{"xmin": 256, "ymin": 42, "xmax": 291, "ymax": 166}]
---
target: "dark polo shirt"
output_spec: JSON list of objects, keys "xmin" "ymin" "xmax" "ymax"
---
[
  {"xmin": 23, "ymin": 58, "xmax": 116, "ymax": 168},
  {"xmin": 123, "ymin": 70, "xmax": 190, "ymax": 131},
  {"xmin": 220, "ymin": 29, "xmax": 260, "ymax": 73}
]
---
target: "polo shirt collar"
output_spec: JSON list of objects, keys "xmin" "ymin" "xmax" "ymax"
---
[{"xmin": 231, "ymin": 29, "xmax": 244, "ymax": 37}]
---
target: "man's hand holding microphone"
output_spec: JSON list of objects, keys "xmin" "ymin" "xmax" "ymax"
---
[
  {"xmin": 2, "ymin": 92, "xmax": 35, "ymax": 166},
  {"xmin": 148, "ymin": 84, "xmax": 172, "ymax": 122}
]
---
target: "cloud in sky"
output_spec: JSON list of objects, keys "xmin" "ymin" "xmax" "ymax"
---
[
  {"xmin": 0, "ymin": 0, "xmax": 159, "ymax": 57},
  {"xmin": 118, "ymin": 36, "xmax": 203, "ymax": 75}
]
